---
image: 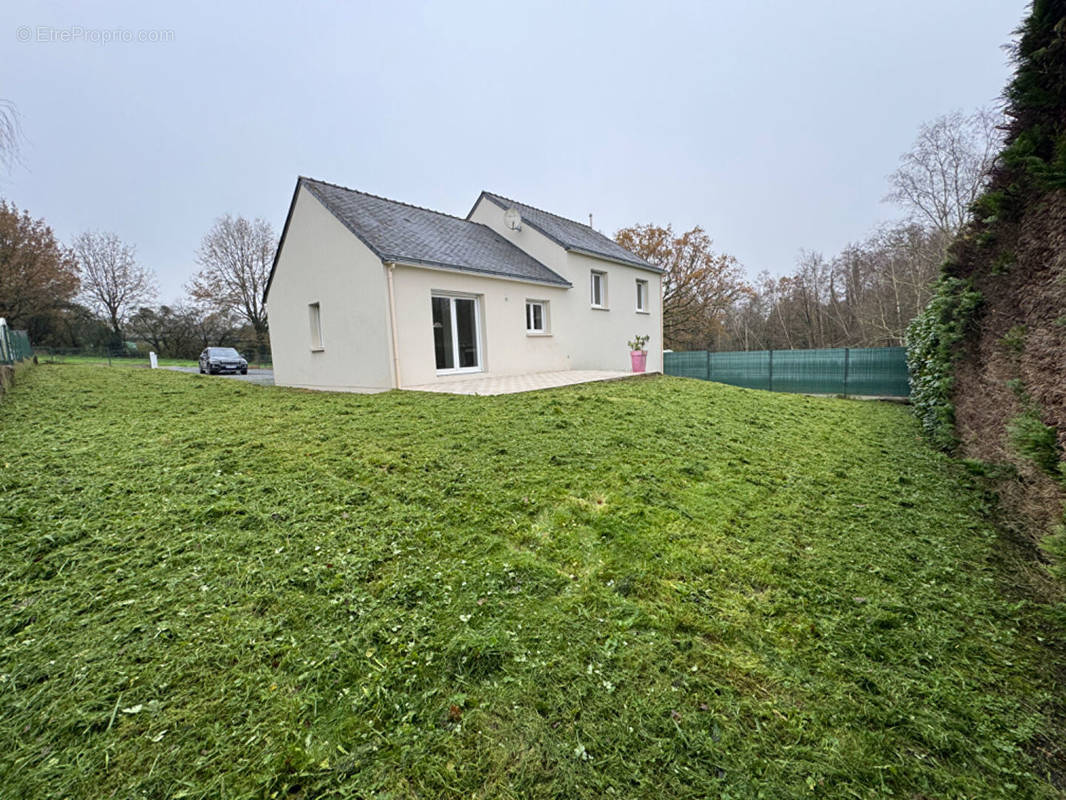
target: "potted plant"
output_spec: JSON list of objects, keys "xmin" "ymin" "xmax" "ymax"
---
[{"xmin": 628, "ymin": 334, "xmax": 649, "ymax": 373}]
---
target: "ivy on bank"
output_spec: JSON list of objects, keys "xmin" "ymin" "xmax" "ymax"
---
[{"xmin": 906, "ymin": 275, "xmax": 983, "ymax": 451}]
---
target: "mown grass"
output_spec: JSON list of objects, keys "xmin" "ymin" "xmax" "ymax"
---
[
  {"xmin": 0, "ymin": 366, "xmax": 1063, "ymax": 799},
  {"xmin": 35, "ymin": 353, "xmax": 201, "ymax": 368}
]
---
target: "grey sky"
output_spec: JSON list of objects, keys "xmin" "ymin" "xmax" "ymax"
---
[{"xmin": 3, "ymin": 0, "xmax": 1022, "ymax": 302}]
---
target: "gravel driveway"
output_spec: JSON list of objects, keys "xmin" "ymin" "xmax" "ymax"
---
[{"xmin": 165, "ymin": 366, "xmax": 274, "ymax": 386}]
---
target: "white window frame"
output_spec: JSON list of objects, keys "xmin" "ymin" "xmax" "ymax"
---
[
  {"xmin": 525, "ymin": 300, "xmax": 549, "ymax": 334},
  {"xmin": 308, "ymin": 301, "xmax": 324, "ymax": 351},
  {"xmin": 635, "ymin": 279, "xmax": 649, "ymax": 313},
  {"xmin": 432, "ymin": 292, "xmax": 483, "ymax": 375},
  {"xmin": 590, "ymin": 270, "xmax": 607, "ymax": 309}
]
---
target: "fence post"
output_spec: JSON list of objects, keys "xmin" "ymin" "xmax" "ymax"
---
[
  {"xmin": 843, "ymin": 348, "xmax": 850, "ymax": 397},
  {"xmin": 705, "ymin": 350, "xmax": 711, "ymax": 382},
  {"xmin": 768, "ymin": 349, "xmax": 774, "ymax": 392}
]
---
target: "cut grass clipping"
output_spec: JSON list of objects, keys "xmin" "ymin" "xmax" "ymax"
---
[{"xmin": 1, "ymin": 366, "xmax": 1063, "ymax": 799}]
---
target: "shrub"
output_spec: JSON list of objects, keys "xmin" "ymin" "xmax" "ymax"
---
[
  {"xmin": 971, "ymin": 190, "xmax": 1008, "ymax": 223},
  {"xmin": 1043, "ymin": 517, "xmax": 1066, "ymax": 581},
  {"xmin": 1001, "ymin": 324, "xmax": 1027, "ymax": 354},
  {"xmin": 906, "ymin": 275, "xmax": 983, "ymax": 451},
  {"xmin": 990, "ymin": 250, "xmax": 1016, "ymax": 275},
  {"xmin": 1007, "ymin": 408, "xmax": 1063, "ymax": 477},
  {"xmin": 1005, "ymin": 377, "xmax": 1028, "ymax": 400}
]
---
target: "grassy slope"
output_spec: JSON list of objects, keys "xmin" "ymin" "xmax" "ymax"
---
[{"xmin": 0, "ymin": 366, "xmax": 1062, "ymax": 799}]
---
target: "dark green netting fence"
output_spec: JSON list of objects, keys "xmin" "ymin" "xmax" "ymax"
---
[
  {"xmin": 663, "ymin": 347, "xmax": 909, "ymax": 397},
  {"xmin": 0, "ymin": 327, "xmax": 32, "ymax": 365}
]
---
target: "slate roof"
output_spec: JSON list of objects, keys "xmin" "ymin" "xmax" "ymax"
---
[
  {"xmin": 472, "ymin": 192, "xmax": 662, "ymax": 273},
  {"xmin": 296, "ymin": 178, "xmax": 571, "ymax": 287}
]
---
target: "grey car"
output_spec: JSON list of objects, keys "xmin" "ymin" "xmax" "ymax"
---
[{"xmin": 199, "ymin": 347, "xmax": 248, "ymax": 375}]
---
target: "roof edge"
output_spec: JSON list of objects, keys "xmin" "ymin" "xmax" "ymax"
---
[
  {"xmin": 303, "ymin": 175, "xmax": 468, "ymax": 223},
  {"xmin": 386, "ymin": 257, "xmax": 573, "ymax": 288},
  {"xmin": 298, "ymin": 178, "xmax": 388, "ymax": 261},
  {"xmin": 302, "ymin": 180, "xmax": 570, "ymax": 285},
  {"xmin": 473, "ymin": 192, "xmax": 573, "ymax": 253},
  {"xmin": 566, "ymin": 247, "xmax": 665, "ymax": 273},
  {"xmin": 472, "ymin": 191, "xmax": 661, "ymax": 272}
]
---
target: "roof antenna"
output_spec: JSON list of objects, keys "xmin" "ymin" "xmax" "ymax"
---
[{"xmin": 588, "ymin": 213, "xmax": 593, "ymax": 228}]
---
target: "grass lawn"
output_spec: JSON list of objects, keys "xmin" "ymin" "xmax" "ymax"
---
[
  {"xmin": 35, "ymin": 353, "xmax": 201, "ymax": 368},
  {"xmin": 35, "ymin": 353, "xmax": 272, "ymax": 370},
  {"xmin": 0, "ymin": 366, "xmax": 1063, "ymax": 799}
]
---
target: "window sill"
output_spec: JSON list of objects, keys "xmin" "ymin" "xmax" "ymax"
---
[
  {"xmin": 436, "ymin": 368, "xmax": 484, "ymax": 376},
  {"xmin": 310, "ymin": 347, "xmax": 325, "ymax": 353},
  {"xmin": 590, "ymin": 305, "xmax": 610, "ymax": 311},
  {"xmin": 526, "ymin": 331, "xmax": 552, "ymax": 337},
  {"xmin": 636, "ymin": 310, "xmax": 650, "ymax": 315}
]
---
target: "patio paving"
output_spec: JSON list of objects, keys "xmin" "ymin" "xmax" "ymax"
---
[{"xmin": 402, "ymin": 369, "xmax": 635, "ymax": 396}]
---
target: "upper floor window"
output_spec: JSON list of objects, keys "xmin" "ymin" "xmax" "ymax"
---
[
  {"xmin": 635, "ymin": 279, "xmax": 649, "ymax": 312},
  {"xmin": 590, "ymin": 270, "xmax": 607, "ymax": 308}
]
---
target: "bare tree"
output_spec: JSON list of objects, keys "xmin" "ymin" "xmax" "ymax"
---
[
  {"xmin": 886, "ymin": 107, "xmax": 1003, "ymax": 237},
  {"xmin": 188, "ymin": 214, "xmax": 274, "ymax": 354},
  {"xmin": 72, "ymin": 231, "xmax": 157, "ymax": 337},
  {"xmin": 0, "ymin": 100, "xmax": 22, "ymax": 172},
  {"xmin": 189, "ymin": 301, "xmax": 239, "ymax": 350},
  {"xmin": 718, "ymin": 222, "xmax": 949, "ymax": 352}
]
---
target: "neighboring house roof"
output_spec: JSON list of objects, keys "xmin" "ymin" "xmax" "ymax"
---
[
  {"xmin": 470, "ymin": 191, "xmax": 663, "ymax": 273},
  {"xmin": 285, "ymin": 177, "xmax": 570, "ymax": 290}
]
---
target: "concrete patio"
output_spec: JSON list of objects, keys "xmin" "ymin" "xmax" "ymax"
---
[{"xmin": 402, "ymin": 369, "xmax": 635, "ymax": 396}]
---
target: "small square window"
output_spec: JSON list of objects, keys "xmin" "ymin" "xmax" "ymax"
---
[
  {"xmin": 526, "ymin": 300, "xmax": 548, "ymax": 333},
  {"xmin": 309, "ymin": 302, "xmax": 323, "ymax": 350},
  {"xmin": 591, "ymin": 271, "xmax": 607, "ymax": 308},
  {"xmin": 636, "ymin": 279, "xmax": 649, "ymax": 312}
]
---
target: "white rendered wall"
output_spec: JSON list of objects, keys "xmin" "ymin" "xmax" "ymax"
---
[
  {"xmin": 468, "ymin": 198, "xmax": 663, "ymax": 373},
  {"xmin": 266, "ymin": 186, "xmax": 394, "ymax": 392},
  {"xmin": 390, "ymin": 266, "xmax": 571, "ymax": 387}
]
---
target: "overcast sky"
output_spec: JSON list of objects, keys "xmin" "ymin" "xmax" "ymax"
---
[{"xmin": 3, "ymin": 0, "xmax": 1023, "ymax": 302}]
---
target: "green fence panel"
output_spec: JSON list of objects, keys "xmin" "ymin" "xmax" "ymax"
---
[
  {"xmin": 709, "ymin": 350, "xmax": 771, "ymax": 391},
  {"xmin": 13, "ymin": 331, "xmax": 31, "ymax": 361},
  {"xmin": 663, "ymin": 350, "xmax": 709, "ymax": 379},
  {"xmin": 1, "ymin": 328, "xmax": 34, "ymax": 365},
  {"xmin": 663, "ymin": 346, "xmax": 909, "ymax": 397},
  {"xmin": 846, "ymin": 346, "xmax": 909, "ymax": 397}
]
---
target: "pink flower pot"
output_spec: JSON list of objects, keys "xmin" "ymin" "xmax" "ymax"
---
[{"xmin": 630, "ymin": 350, "xmax": 647, "ymax": 373}]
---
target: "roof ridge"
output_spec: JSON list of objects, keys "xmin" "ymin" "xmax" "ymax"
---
[
  {"xmin": 483, "ymin": 190, "xmax": 597, "ymax": 231},
  {"xmin": 300, "ymin": 176, "xmax": 469, "ymax": 223}
]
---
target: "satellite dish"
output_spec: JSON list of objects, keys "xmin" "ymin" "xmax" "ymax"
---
[{"xmin": 504, "ymin": 207, "xmax": 522, "ymax": 231}]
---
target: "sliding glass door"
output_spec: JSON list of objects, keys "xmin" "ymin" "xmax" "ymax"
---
[{"xmin": 432, "ymin": 294, "xmax": 481, "ymax": 373}]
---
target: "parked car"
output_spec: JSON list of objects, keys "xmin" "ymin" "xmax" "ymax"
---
[{"xmin": 199, "ymin": 347, "xmax": 248, "ymax": 375}]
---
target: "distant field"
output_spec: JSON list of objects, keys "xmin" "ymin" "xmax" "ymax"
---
[
  {"xmin": 35, "ymin": 353, "xmax": 200, "ymax": 368},
  {"xmin": 0, "ymin": 366, "xmax": 1062, "ymax": 799}
]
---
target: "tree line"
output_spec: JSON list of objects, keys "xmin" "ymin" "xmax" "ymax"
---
[
  {"xmin": 0, "ymin": 202, "xmax": 275, "ymax": 360},
  {"xmin": 0, "ymin": 98, "xmax": 275, "ymax": 360},
  {"xmin": 616, "ymin": 108, "xmax": 1002, "ymax": 352}
]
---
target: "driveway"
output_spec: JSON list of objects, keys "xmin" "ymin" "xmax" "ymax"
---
[{"xmin": 165, "ymin": 366, "xmax": 274, "ymax": 386}]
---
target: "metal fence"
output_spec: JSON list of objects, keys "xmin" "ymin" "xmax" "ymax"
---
[
  {"xmin": 0, "ymin": 322, "xmax": 33, "ymax": 365},
  {"xmin": 664, "ymin": 347, "xmax": 910, "ymax": 397}
]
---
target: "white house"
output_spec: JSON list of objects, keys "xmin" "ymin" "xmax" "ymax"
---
[{"xmin": 263, "ymin": 177, "xmax": 663, "ymax": 392}]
